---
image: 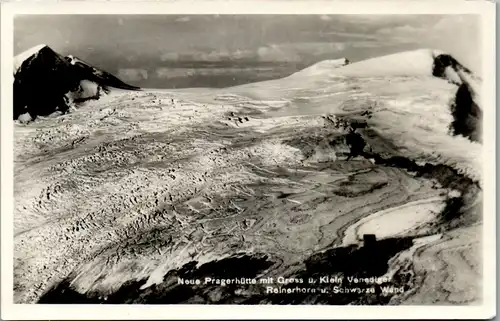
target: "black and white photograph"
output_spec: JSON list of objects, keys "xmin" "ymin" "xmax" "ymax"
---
[{"xmin": 1, "ymin": 1, "xmax": 496, "ymax": 319}]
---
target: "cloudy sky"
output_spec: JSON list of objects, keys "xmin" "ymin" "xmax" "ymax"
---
[{"xmin": 14, "ymin": 15, "xmax": 481, "ymax": 88}]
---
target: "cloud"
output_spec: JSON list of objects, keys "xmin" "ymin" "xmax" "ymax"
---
[
  {"xmin": 117, "ymin": 68, "xmax": 148, "ymax": 82},
  {"xmin": 155, "ymin": 67, "xmax": 280, "ymax": 79},
  {"xmin": 428, "ymin": 15, "xmax": 481, "ymax": 74},
  {"xmin": 160, "ymin": 52, "xmax": 180, "ymax": 61},
  {"xmin": 156, "ymin": 67, "xmax": 191, "ymax": 78},
  {"xmin": 175, "ymin": 17, "xmax": 191, "ymax": 23},
  {"xmin": 338, "ymin": 15, "xmax": 437, "ymax": 28},
  {"xmin": 320, "ymin": 15, "xmax": 333, "ymax": 21},
  {"xmin": 377, "ymin": 24, "xmax": 422, "ymax": 35},
  {"xmin": 257, "ymin": 45, "xmax": 301, "ymax": 62},
  {"xmin": 157, "ymin": 42, "xmax": 347, "ymax": 63},
  {"xmin": 349, "ymin": 41, "xmax": 384, "ymax": 49},
  {"xmin": 232, "ymin": 49, "xmax": 255, "ymax": 60},
  {"xmin": 257, "ymin": 43, "xmax": 346, "ymax": 61},
  {"xmin": 160, "ymin": 49, "xmax": 255, "ymax": 62},
  {"xmin": 300, "ymin": 42, "xmax": 346, "ymax": 54},
  {"xmin": 373, "ymin": 15, "xmax": 480, "ymax": 74},
  {"xmin": 321, "ymin": 31, "xmax": 380, "ymax": 40}
]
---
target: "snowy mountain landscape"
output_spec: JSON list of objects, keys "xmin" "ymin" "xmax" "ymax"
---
[{"xmin": 13, "ymin": 43, "xmax": 483, "ymax": 305}]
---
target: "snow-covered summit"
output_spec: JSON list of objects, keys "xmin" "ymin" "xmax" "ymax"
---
[
  {"xmin": 290, "ymin": 49, "xmax": 476, "ymax": 86},
  {"xmin": 336, "ymin": 49, "xmax": 442, "ymax": 77},
  {"xmin": 290, "ymin": 57, "xmax": 349, "ymax": 77},
  {"xmin": 13, "ymin": 44, "xmax": 48, "ymax": 73},
  {"xmin": 13, "ymin": 44, "xmax": 140, "ymax": 121}
]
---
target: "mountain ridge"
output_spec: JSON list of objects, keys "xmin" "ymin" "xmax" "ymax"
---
[
  {"xmin": 13, "ymin": 44, "xmax": 141, "ymax": 121},
  {"xmin": 283, "ymin": 48, "xmax": 482, "ymax": 143}
]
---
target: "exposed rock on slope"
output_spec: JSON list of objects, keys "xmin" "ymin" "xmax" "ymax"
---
[
  {"xmin": 432, "ymin": 53, "xmax": 473, "ymax": 84},
  {"xmin": 450, "ymin": 82, "xmax": 482, "ymax": 142},
  {"xmin": 13, "ymin": 44, "xmax": 140, "ymax": 120}
]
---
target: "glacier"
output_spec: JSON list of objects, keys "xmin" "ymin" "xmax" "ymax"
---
[{"xmin": 13, "ymin": 47, "xmax": 483, "ymax": 305}]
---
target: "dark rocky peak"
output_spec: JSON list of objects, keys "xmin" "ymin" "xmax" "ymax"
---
[
  {"xmin": 431, "ymin": 53, "xmax": 477, "ymax": 85},
  {"xmin": 430, "ymin": 53, "xmax": 482, "ymax": 143},
  {"xmin": 13, "ymin": 44, "xmax": 140, "ymax": 121}
]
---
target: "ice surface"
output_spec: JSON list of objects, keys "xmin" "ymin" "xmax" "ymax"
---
[{"xmin": 342, "ymin": 196, "xmax": 446, "ymax": 245}]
